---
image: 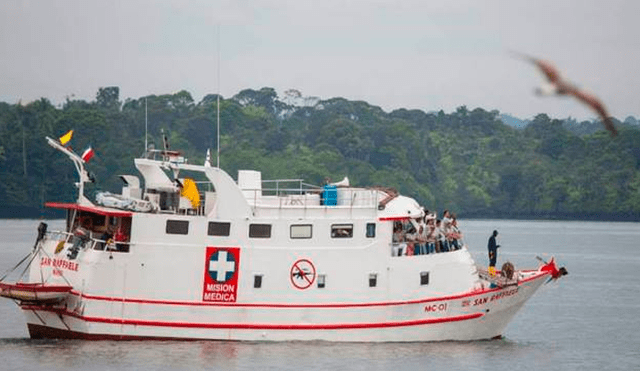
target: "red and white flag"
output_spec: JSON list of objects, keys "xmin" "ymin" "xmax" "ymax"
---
[{"xmin": 81, "ymin": 147, "xmax": 95, "ymax": 163}]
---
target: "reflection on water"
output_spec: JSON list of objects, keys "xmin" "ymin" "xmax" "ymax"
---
[
  {"xmin": 1, "ymin": 219, "xmax": 639, "ymax": 370},
  {"xmin": 0, "ymin": 337, "xmax": 553, "ymax": 371}
]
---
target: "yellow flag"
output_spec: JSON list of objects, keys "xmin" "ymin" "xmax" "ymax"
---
[
  {"xmin": 180, "ymin": 178, "xmax": 201, "ymax": 209},
  {"xmin": 59, "ymin": 130, "xmax": 73, "ymax": 145}
]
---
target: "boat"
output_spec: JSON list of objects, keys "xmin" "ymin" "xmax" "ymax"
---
[
  {"xmin": 0, "ymin": 135, "xmax": 566, "ymax": 341},
  {"xmin": 0, "ymin": 282, "xmax": 73, "ymax": 304}
]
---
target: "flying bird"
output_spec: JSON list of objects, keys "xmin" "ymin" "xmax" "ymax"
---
[{"xmin": 513, "ymin": 52, "xmax": 618, "ymax": 137}]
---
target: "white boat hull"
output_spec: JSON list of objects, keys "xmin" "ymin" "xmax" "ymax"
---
[{"xmin": 21, "ymin": 271, "xmax": 548, "ymax": 342}]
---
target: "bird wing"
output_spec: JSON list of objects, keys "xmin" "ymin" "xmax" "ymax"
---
[
  {"xmin": 510, "ymin": 50, "xmax": 563, "ymax": 84},
  {"xmin": 533, "ymin": 59, "xmax": 562, "ymax": 85},
  {"xmin": 567, "ymin": 86, "xmax": 618, "ymax": 137},
  {"xmin": 513, "ymin": 50, "xmax": 618, "ymax": 137}
]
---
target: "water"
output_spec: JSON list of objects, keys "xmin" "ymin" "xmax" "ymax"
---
[{"xmin": 1, "ymin": 219, "xmax": 639, "ymax": 370}]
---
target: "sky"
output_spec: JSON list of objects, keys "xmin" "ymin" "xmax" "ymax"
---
[{"xmin": 1, "ymin": 0, "xmax": 639, "ymax": 121}]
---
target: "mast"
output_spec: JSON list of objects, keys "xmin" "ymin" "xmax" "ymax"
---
[
  {"xmin": 216, "ymin": 24, "xmax": 221, "ymax": 169},
  {"xmin": 145, "ymin": 97, "xmax": 148, "ymax": 152},
  {"xmin": 45, "ymin": 137, "xmax": 93, "ymax": 206}
]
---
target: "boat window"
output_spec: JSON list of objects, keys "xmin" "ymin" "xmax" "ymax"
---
[
  {"xmin": 366, "ymin": 223, "xmax": 376, "ymax": 238},
  {"xmin": 290, "ymin": 224, "xmax": 312, "ymax": 239},
  {"xmin": 254, "ymin": 274, "xmax": 263, "ymax": 288},
  {"xmin": 369, "ymin": 273, "xmax": 377, "ymax": 287},
  {"xmin": 317, "ymin": 274, "xmax": 326, "ymax": 288},
  {"xmin": 420, "ymin": 271, "xmax": 429, "ymax": 286},
  {"xmin": 166, "ymin": 220, "xmax": 189, "ymax": 235},
  {"xmin": 208, "ymin": 222, "xmax": 231, "ymax": 236},
  {"xmin": 90, "ymin": 216, "xmax": 132, "ymax": 253},
  {"xmin": 331, "ymin": 224, "xmax": 353, "ymax": 238},
  {"xmin": 249, "ymin": 224, "xmax": 272, "ymax": 238},
  {"xmin": 92, "ymin": 214, "xmax": 106, "ymax": 228}
]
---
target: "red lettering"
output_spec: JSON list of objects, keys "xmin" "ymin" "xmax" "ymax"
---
[
  {"xmin": 472, "ymin": 288, "xmax": 519, "ymax": 306},
  {"xmin": 473, "ymin": 297, "xmax": 489, "ymax": 306},
  {"xmin": 424, "ymin": 303, "xmax": 448, "ymax": 312},
  {"xmin": 40, "ymin": 257, "xmax": 78, "ymax": 272}
]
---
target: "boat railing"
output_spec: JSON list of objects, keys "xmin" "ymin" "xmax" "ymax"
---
[
  {"xmin": 243, "ymin": 185, "xmax": 382, "ymax": 210},
  {"xmin": 142, "ymin": 148, "xmax": 186, "ymax": 163},
  {"xmin": 391, "ymin": 240, "xmax": 467, "ymax": 257},
  {"xmin": 260, "ymin": 179, "xmax": 318, "ymax": 196},
  {"xmin": 43, "ymin": 230, "xmax": 129, "ymax": 253},
  {"xmin": 476, "ymin": 265, "xmax": 519, "ymax": 287},
  {"xmin": 45, "ymin": 230, "xmax": 74, "ymax": 243}
]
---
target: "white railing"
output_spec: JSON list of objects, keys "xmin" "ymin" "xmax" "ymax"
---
[
  {"xmin": 43, "ymin": 230, "xmax": 128, "ymax": 252},
  {"xmin": 243, "ymin": 184, "xmax": 383, "ymax": 210},
  {"xmin": 260, "ymin": 179, "xmax": 318, "ymax": 197}
]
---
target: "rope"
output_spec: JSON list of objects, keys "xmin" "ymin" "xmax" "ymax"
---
[
  {"xmin": 0, "ymin": 233, "xmax": 73, "ymax": 287},
  {"xmin": 0, "ymin": 252, "xmax": 33, "ymax": 282}
]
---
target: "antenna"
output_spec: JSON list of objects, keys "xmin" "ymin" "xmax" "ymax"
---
[
  {"xmin": 145, "ymin": 97, "xmax": 148, "ymax": 152},
  {"xmin": 216, "ymin": 23, "xmax": 221, "ymax": 168}
]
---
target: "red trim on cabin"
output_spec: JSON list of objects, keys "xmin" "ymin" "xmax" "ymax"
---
[
  {"xmin": 45, "ymin": 202, "xmax": 132, "ymax": 217},
  {"xmin": 23, "ymin": 307, "xmax": 484, "ymax": 333},
  {"xmin": 65, "ymin": 270, "xmax": 548, "ymax": 309}
]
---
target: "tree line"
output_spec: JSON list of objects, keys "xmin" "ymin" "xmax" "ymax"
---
[{"xmin": 1, "ymin": 86, "xmax": 639, "ymax": 220}]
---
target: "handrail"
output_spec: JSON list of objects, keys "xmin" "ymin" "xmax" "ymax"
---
[
  {"xmin": 242, "ymin": 187, "xmax": 382, "ymax": 210},
  {"xmin": 44, "ymin": 230, "xmax": 124, "ymax": 247}
]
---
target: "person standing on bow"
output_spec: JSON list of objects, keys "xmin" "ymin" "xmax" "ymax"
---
[{"xmin": 488, "ymin": 230, "xmax": 500, "ymax": 274}]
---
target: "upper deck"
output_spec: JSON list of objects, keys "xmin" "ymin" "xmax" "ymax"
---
[{"xmin": 90, "ymin": 149, "xmax": 424, "ymax": 223}]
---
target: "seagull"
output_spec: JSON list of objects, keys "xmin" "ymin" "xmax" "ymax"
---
[{"xmin": 513, "ymin": 52, "xmax": 618, "ymax": 137}]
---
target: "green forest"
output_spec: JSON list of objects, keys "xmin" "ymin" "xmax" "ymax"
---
[{"xmin": 1, "ymin": 87, "xmax": 639, "ymax": 220}]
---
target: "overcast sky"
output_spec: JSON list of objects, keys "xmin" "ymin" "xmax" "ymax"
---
[{"xmin": 1, "ymin": 0, "xmax": 639, "ymax": 121}]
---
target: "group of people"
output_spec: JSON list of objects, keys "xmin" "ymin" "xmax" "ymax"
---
[
  {"xmin": 66, "ymin": 215, "xmax": 130, "ymax": 259},
  {"xmin": 392, "ymin": 210, "xmax": 463, "ymax": 256}
]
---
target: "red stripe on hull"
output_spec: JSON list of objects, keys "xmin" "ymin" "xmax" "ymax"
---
[
  {"xmin": 24, "ymin": 307, "xmax": 483, "ymax": 336},
  {"xmin": 67, "ymin": 270, "xmax": 547, "ymax": 309}
]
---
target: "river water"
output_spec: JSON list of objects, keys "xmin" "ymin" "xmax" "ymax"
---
[{"xmin": 0, "ymin": 219, "xmax": 638, "ymax": 370}]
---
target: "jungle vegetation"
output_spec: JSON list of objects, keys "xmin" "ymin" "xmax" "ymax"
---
[{"xmin": 1, "ymin": 86, "xmax": 639, "ymax": 220}]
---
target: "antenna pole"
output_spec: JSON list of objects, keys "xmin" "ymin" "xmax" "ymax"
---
[
  {"xmin": 216, "ymin": 24, "xmax": 221, "ymax": 168},
  {"xmin": 145, "ymin": 97, "xmax": 148, "ymax": 152}
]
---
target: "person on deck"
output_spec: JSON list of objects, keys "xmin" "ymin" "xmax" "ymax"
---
[
  {"xmin": 409, "ymin": 225, "xmax": 426, "ymax": 255},
  {"xmin": 436, "ymin": 219, "xmax": 447, "ymax": 252},
  {"xmin": 488, "ymin": 230, "xmax": 500, "ymax": 272},
  {"xmin": 414, "ymin": 217, "xmax": 427, "ymax": 255},
  {"xmin": 114, "ymin": 227, "xmax": 129, "ymax": 252},
  {"xmin": 425, "ymin": 219, "xmax": 437, "ymax": 254},
  {"xmin": 97, "ymin": 227, "xmax": 114, "ymax": 251},
  {"xmin": 392, "ymin": 222, "xmax": 407, "ymax": 256},
  {"xmin": 448, "ymin": 216, "xmax": 462, "ymax": 250},
  {"xmin": 442, "ymin": 210, "xmax": 452, "ymax": 228}
]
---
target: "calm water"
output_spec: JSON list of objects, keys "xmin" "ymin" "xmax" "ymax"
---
[{"xmin": 0, "ymin": 219, "xmax": 638, "ymax": 370}]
